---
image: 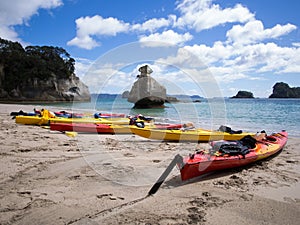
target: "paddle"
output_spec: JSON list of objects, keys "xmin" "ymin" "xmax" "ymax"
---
[{"xmin": 148, "ymin": 154, "xmax": 184, "ymax": 196}]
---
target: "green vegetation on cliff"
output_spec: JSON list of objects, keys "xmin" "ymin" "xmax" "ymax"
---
[{"xmin": 0, "ymin": 38, "xmax": 75, "ymax": 93}]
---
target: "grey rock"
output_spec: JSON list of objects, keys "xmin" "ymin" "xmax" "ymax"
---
[
  {"xmin": 127, "ymin": 65, "xmax": 166, "ymax": 108},
  {"xmin": 0, "ymin": 74, "xmax": 90, "ymax": 102}
]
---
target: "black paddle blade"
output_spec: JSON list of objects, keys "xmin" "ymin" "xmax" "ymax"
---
[{"xmin": 148, "ymin": 154, "xmax": 183, "ymax": 196}]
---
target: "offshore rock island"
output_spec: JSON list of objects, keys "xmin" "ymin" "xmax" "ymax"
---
[
  {"xmin": 269, "ymin": 82, "xmax": 300, "ymax": 98},
  {"xmin": 231, "ymin": 90, "xmax": 254, "ymax": 98},
  {"xmin": 127, "ymin": 65, "xmax": 167, "ymax": 108},
  {"xmin": 0, "ymin": 38, "xmax": 90, "ymax": 102},
  {"xmin": 231, "ymin": 82, "xmax": 300, "ymax": 99}
]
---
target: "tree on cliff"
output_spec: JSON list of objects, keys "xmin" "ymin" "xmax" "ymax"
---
[{"xmin": 0, "ymin": 38, "xmax": 75, "ymax": 93}]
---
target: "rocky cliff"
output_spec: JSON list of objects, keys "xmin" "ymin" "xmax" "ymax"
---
[
  {"xmin": 0, "ymin": 38, "xmax": 90, "ymax": 102},
  {"xmin": 0, "ymin": 73, "xmax": 90, "ymax": 102},
  {"xmin": 0, "ymin": 67, "xmax": 91, "ymax": 102},
  {"xmin": 128, "ymin": 65, "xmax": 166, "ymax": 108},
  {"xmin": 269, "ymin": 82, "xmax": 300, "ymax": 98}
]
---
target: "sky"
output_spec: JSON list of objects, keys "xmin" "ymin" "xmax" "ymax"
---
[{"xmin": 0, "ymin": 0, "xmax": 299, "ymax": 97}]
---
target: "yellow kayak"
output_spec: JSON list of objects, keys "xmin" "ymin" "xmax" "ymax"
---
[
  {"xmin": 130, "ymin": 127, "xmax": 255, "ymax": 142},
  {"xmin": 50, "ymin": 122, "xmax": 184, "ymax": 134},
  {"xmin": 15, "ymin": 109, "xmax": 135, "ymax": 126},
  {"xmin": 15, "ymin": 109, "xmax": 155, "ymax": 126},
  {"xmin": 15, "ymin": 115, "xmax": 135, "ymax": 126}
]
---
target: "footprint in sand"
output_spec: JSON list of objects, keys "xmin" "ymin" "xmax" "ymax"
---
[
  {"xmin": 96, "ymin": 193, "xmax": 124, "ymax": 201},
  {"xmin": 123, "ymin": 152, "xmax": 135, "ymax": 157},
  {"xmin": 18, "ymin": 148, "xmax": 31, "ymax": 152},
  {"xmin": 17, "ymin": 191, "xmax": 31, "ymax": 197},
  {"xmin": 152, "ymin": 159, "xmax": 161, "ymax": 163},
  {"xmin": 286, "ymin": 160, "xmax": 298, "ymax": 164},
  {"xmin": 186, "ymin": 192, "xmax": 231, "ymax": 224},
  {"xmin": 68, "ymin": 175, "xmax": 80, "ymax": 180}
]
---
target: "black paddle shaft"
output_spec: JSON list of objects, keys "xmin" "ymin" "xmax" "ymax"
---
[{"xmin": 148, "ymin": 154, "xmax": 183, "ymax": 196}]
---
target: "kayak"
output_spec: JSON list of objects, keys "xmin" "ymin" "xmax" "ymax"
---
[
  {"xmin": 178, "ymin": 131, "xmax": 288, "ymax": 180},
  {"xmin": 50, "ymin": 117, "xmax": 133, "ymax": 125},
  {"xmin": 50, "ymin": 122, "xmax": 184, "ymax": 134},
  {"xmin": 15, "ymin": 109, "xmax": 154, "ymax": 126},
  {"xmin": 15, "ymin": 115, "xmax": 131, "ymax": 125},
  {"xmin": 130, "ymin": 126, "xmax": 255, "ymax": 142},
  {"xmin": 94, "ymin": 112, "xmax": 126, "ymax": 118},
  {"xmin": 10, "ymin": 110, "xmax": 38, "ymax": 117},
  {"xmin": 15, "ymin": 115, "xmax": 48, "ymax": 125},
  {"xmin": 54, "ymin": 111, "xmax": 85, "ymax": 118},
  {"xmin": 50, "ymin": 122, "xmax": 126, "ymax": 134},
  {"xmin": 12, "ymin": 109, "xmax": 124, "ymax": 119},
  {"xmin": 15, "ymin": 109, "xmax": 55, "ymax": 125},
  {"xmin": 15, "ymin": 113, "xmax": 142, "ymax": 126}
]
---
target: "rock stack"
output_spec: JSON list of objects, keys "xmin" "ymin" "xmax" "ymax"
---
[{"xmin": 127, "ymin": 65, "xmax": 166, "ymax": 108}]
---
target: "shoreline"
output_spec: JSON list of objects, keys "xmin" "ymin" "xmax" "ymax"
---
[{"xmin": 0, "ymin": 103, "xmax": 299, "ymax": 224}]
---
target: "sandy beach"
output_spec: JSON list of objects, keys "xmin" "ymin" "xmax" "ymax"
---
[{"xmin": 0, "ymin": 103, "xmax": 299, "ymax": 225}]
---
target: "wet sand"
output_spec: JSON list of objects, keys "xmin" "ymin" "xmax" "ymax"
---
[{"xmin": 0, "ymin": 103, "xmax": 299, "ymax": 224}]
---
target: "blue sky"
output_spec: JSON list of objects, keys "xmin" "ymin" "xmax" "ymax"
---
[{"xmin": 1, "ymin": 0, "xmax": 299, "ymax": 97}]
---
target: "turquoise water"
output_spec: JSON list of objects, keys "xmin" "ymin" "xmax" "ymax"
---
[{"xmin": 49, "ymin": 96, "xmax": 300, "ymax": 137}]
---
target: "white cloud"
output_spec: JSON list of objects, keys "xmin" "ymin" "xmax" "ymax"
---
[
  {"xmin": 255, "ymin": 43, "xmax": 300, "ymax": 74},
  {"xmin": 67, "ymin": 15, "xmax": 130, "ymax": 49},
  {"xmin": 0, "ymin": 26, "xmax": 19, "ymax": 41},
  {"xmin": 67, "ymin": 0, "xmax": 299, "ymax": 96},
  {"xmin": 280, "ymin": 65, "xmax": 300, "ymax": 73},
  {"xmin": 175, "ymin": 0, "xmax": 254, "ymax": 31},
  {"xmin": 292, "ymin": 42, "xmax": 300, "ymax": 47},
  {"xmin": 101, "ymin": 70, "xmax": 132, "ymax": 93},
  {"xmin": 226, "ymin": 20, "xmax": 297, "ymax": 45},
  {"xmin": 223, "ymin": 42, "xmax": 300, "ymax": 75},
  {"xmin": 0, "ymin": 0, "xmax": 62, "ymax": 41},
  {"xmin": 67, "ymin": 0, "xmax": 254, "ymax": 49},
  {"xmin": 209, "ymin": 66, "xmax": 249, "ymax": 83},
  {"xmin": 184, "ymin": 41, "xmax": 233, "ymax": 64},
  {"xmin": 131, "ymin": 16, "xmax": 173, "ymax": 33},
  {"xmin": 67, "ymin": 36, "xmax": 100, "ymax": 50},
  {"xmin": 157, "ymin": 47, "xmax": 206, "ymax": 68},
  {"xmin": 163, "ymin": 39, "xmax": 300, "ymax": 85},
  {"xmin": 81, "ymin": 63, "xmax": 136, "ymax": 93},
  {"xmin": 139, "ymin": 30, "xmax": 192, "ymax": 47},
  {"xmin": 74, "ymin": 57, "xmax": 94, "ymax": 78},
  {"xmin": 68, "ymin": 15, "xmax": 176, "ymax": 49},
  {"xmin": 76, "ymin": 15, "xmax": 130, "ymax": 37}
]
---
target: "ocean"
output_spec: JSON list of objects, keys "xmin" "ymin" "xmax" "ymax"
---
[{"xmin": 47, "ymin": 95, "xmax": 300, "ymax": 137}]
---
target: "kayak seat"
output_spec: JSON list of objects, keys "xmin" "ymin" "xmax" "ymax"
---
[
  {"xmin": 266, "ymin": 136, "xmax": 277, "ymax": 142},
  {"xmin": 238, "ymin": 135, "xmax": 257, "ymax": 149},
  {"xmin": 218, "ymin": 125, "xmax": 242, "ymax": 134},
  {"xmin": 210, "ymin": 141, "xmax": 250, "ymax": 157},
  {"xmin": 219, "ymin": 144, "xmax": 250, "ymax": 157}
]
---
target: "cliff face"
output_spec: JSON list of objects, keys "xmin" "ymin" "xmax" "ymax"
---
[
  {"xmin": 128, "ymin": 65, "xmax": 166, "ymax": 108},
  {"xmin": 269, "ymin": 82, "xmax": 300, "ymax": 98},
  {"xmin": 0, "ymin": 71, "xmax": 90, "ymax": 102},
  {"xmin": 0, "ymin": 38, "xmax": 90, "ymax": 102}
]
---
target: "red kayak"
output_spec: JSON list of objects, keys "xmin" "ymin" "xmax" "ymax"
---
[
  {"xmin": 50, "ymin": 122, "xmax": 115, "ymax": 134},
  {"xmin": 94, "ymin": 112, "xmax": 126, "ymax": 118},
  {"xmin": 54, "ymin": 111, "xmax": 85, "ymax": 118},
  {"xmin": 152, "ymin": 123, "xmax": 183, "ymax": 129},
  {"xmin": 50, "ymin": 122, "xmax": 184, "ymax": 134},
  {"xmin": 178, "ymin": 131, "xmax": 288, "ymax": 181}
]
